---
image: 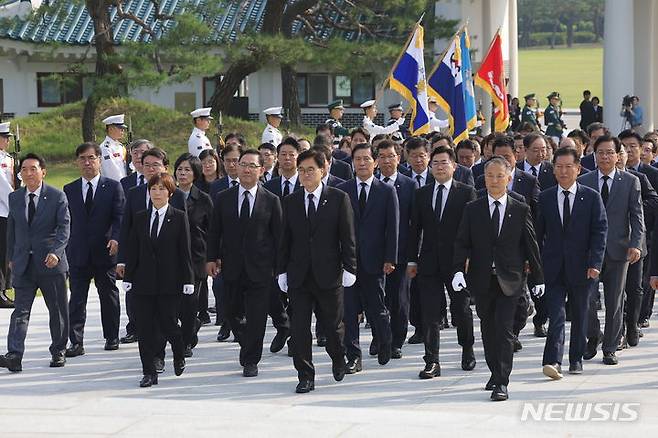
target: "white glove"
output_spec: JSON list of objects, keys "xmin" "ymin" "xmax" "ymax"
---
[
  {"xmin": 451, "ymin": 272, "xmax": 466, "ymax": 292},
  {"xmin": 531, "ymin": 284, "xmax": 545, "ymax": 298},
  {"xmin": 183, "ymin": 284, "xmax": 195, "ymax": 295},
  {"xmin": 397, "ymin": 118, "xmax": 406, "ymax": 126},
  {"xmin": 278, "ymin": 273, "xmax": 288, "ymax": 293},
  {"xmin": 342, "ymin": 270, "xmax": 357, "ymax": 288},
  {"xmin": 123, "ymin": 282, "xmax": 132, "ymax": 292}
]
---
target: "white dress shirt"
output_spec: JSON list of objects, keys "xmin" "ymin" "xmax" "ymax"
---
[
  {"xmin": 557, "ymin": 182, "xmax": 577, "ymax": 222},
  {"xmin": 523, "ymin": 160, "xmax": 541, "ymax": 176},
  {"xmin": 597, "ymin": 168, "xmax": 616, "ymax": 192},
  {"xmin": 433, "ymin": 178, "xmax": 452, "ymax": 219},
  {"xmin": 507, "ymin": 168, "xmax": 516, "ymax": 192},
  {"xmin": 487, "ymin": 193, "xmax": 508, "ymax": 235},
  {"xmin": 304, "ymin": 184, "xmax": 323, "ymax": 215},
  {"xmin": 238, "ymin": 184, "xmax": 258, "ymax": 216},
  {"xmin": 380, "ymin": 172, "xmax": 398, "ymax": 186},
  {"xmin": 149, "ymin": 204, "xmax": 168, "ymax": 237},
  {"xmin": 356, "ymin": 175, "xmax": 374, "ymax": 200},
  {"xmin": 82, "ymin": 173, "xmax": 100, "ymax": 200},
  {"xmin": 280, "ymin": 173, "xmax": 298, "ymax": 194},
  {"xmin": 25, "ymin": 183, "xmax": 42, "ymax": 220},
  {"xmin": 411, "ymin": 168, "xmax": 429, "ymax": 187}
]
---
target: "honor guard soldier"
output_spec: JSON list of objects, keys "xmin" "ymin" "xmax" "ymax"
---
[
  {"xmin": 428, "ymin": 97, "xmax": 449, "ymax": 133},
  {"xmin": 261, "ymin": 107, "xmax": 284, "ymax": 147},
  {"xmin": 188, "ymin": 107, "xmax": 213, "ymax": 157},
  {"xmin": 387, "ymin": 102, "xmax": 409, "ymax": 140},
  {"xmin": 0, "ymin": 123, "xmax": 15, "ymax": 308},
  {"xmin": 100, "ymin": 115, "xmax": 128, "ymax": 182},
  {"xmin": 360, "ymin": 100, "xmax": 404, "ymax": 138},
  {"xmin": 326, "ymin": 100, "xmax": 349, "ymax": 144},
  {"xmin": 521, "ymin": 94, "xmax": 540, "ymax": 131},
  {"xmin": 544, "ymin": 92, "xmax": 565, "ymax": 143}
]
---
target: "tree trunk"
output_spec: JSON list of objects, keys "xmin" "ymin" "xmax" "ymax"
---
[
  {"xmin": 281, "ymin": 64, "xmax": 302, "ymax": 127},
  {"xmin": 82, "ymin": 94, "xmax": 98, "ymax": 142},
  {"xmin": 566, "ymin": 21, "xmax": 574, "ymax": 47},
  {"xmin": 209, "ymin": 58, "xmax": 262, "ymax": 115},
  {"xmin": 550, "ymin": 18, "xmax": 559, "ymax": 49}
]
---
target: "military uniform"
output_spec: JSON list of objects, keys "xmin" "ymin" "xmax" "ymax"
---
[
  {"xmin": 387, "ymin": 102, "xmax": 409, "ymax": 139},
  {"xmin": 325, "ymin": 117, "xmax": 349, "ymax": 138},
  {"xmin": 99, "ymin": 136, "xmax": 127, "ymax": 182},
  {"xmin": 188, "ymin": 127, "xmax": 212, "ymax": 157},
  {"xmin": 0, "ymin": 123, "xmax": 14, "ymax": 306},
  {"xmin": 360, "ymin": 99, "xmax": 403, "ymax": 137},
  {"xmin": 521, "ymin": 93, "xmax": 540, "ymax": 131},
  {"xmin": 544, "ymin": 92, "xmax": 565, "ymax": 140},
  {"xmin": 261, "ymin": 106, "xmax": 284, "ymax": 146}
]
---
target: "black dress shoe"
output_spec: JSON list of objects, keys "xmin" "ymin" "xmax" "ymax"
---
[
  {"xmin": 568, "ymin": 361, "xmax": 583, "ymax": 374},
  {"xmin": 184, "ymin": 345, "xmax": 193, "ymax": 358},
  {"xmin": 316, "ymin": 336, "xmax": 327, "ymax": 347},
  {"xmin": 270, "ymin": 329, "xmax": 290, "ymax": 353},
  {"xmin": 104, "ymin": 339, "xmax": 119, "ymax": 351},
  {"xmin": 638, "ymin": 328, "xmax": 644, "ymax": 338},
  {"xmin": 0, "ymin": 291, "xmax": 14, "ymax": 308},
  {"xmin": 65, "ymin": 343, "xmax": 85, "ymax": 357},
  {"xmin": 197, "ymin": 312, "xmax": 211, "ymax": 325},
  {"xmin": 139, "ymin": 374, "xmax": 158, "ymax": 387},
  {"xmin": 639, "ymin": 318, "xmax": 650, "ymax": 328},
  {"xmin": 216, "ymin": 326, "xmax": 231, "ymax": 342},
  {"xmin": 533, "ymin": 323, "xmax": 547, "ymax": 337},
  {"xmin": 391, "ymin": 347, "xmax": 402, "ymax": 359},
  {"xmin": 491, "ymin": 385, "xmax": 508, "ymax": 401},
  {"xmin": 50, "ymin": 353, "xmax": 66, "ymax": 367},
  {"xmin": 154, "ymin": 357, "xmax": 165, "ymax": 374},
  {"xmin": 484, "ymin": 377, "xmax": 495, "ymax": 391},
  {"xmin": 243, "ymin": 363, "xmax": 258, "ymax": 377},
  {"xmin": 583, "ymin": 333, "xmax": 602, "ymax": 360},
  {"xmin": 369, "ymin": 341, "xmax": 378, "ymax": 356},
  {"xmin": 461, "ymin": 348, "xmax": 476, "ymax": 371},
  {"xmin": 602, "ymin": 351, "xmax": 618, "ymax": 365},
  {"xmin": 513, "ymin": 336, "xmax": 522, "ymax": 353},
  {"xmin": 345, "ymin": 357, "xmax": 362, "ymax": 374},
  {"xmin": 378, "ymin": 343, "xmax": 392, "ymax": 365},
  {"xmin": 407, "ymin": 331, "xmax": 423, "ymax": 344},
  {"xmin": 295, "ymin": 380, "xmax": 315, "ymax": 393},
  {"xmin": 0, "ymin": 353, "xmax": 22, "ymax": 372},
  {"xmin": 332, "ymin": 358, "xmax": 347, "ymax": 382},
  {"xmin": 174, "ymin": 358, "xmax": 186, "ymax": 376},
  {"xmin": 419, "ymin": 363, "xmax": 441, "ymax": 379},
  {"xmin": 617, "ymin": 335, "xmax": 627, "ymax": 351},
  {"xmin": 120, "ymin": 333, "xmax": 138, "ymax": 344}
]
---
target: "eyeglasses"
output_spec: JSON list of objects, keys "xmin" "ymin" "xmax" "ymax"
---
[
  {"xmin": 377, "ymin": 154, "xmax": 398, "ymax": 161},
  {"xmin": 224, "ymin": 158, "xmax": 239, "ymax": 164},
  {"xmin": 238, "ymin": 162, "xmax": 262, "ymax": 170},
  {"xmin": 596, "ymin": 150, "xmax": 617, "ymax": 157},
  {"xmin": 77, "ymin": 155, "xmax": 99, "ymax": 163},
  {"xmin": 143, "ymin": 162, "xmax": 164, "ymax": 169},
  {"xmin": 430, "ymin": 160, "xmax": 452, "ymax": 168},
  {"xmin": 298, "ymin": 167, "xmax": 319, "ymax": 174}
]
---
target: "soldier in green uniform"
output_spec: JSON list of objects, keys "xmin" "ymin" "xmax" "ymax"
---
[
  {"xmin": 521, "ymin": 93, "xmax": 540, "ymax": 131},
  {"xmin": 544, "ymin": 91, "xmax": 565, "ymax": 142},
  {"xmin": 325, "ymin": 99, "xmax": 349, "ymax": 144}
]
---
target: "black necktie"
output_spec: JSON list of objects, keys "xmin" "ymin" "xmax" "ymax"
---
[
  {"xmin": 307, "ymin": 193, "xmax": 316, "ymax": 226},
  {"xmin": 150, "ymin": 210, "xmax": 159, "ymax": 241},
  {"xmin": 240, "ymin": 192, "xmax": 250, "ymax": 222},
  {"xmin": 27, "ymin": 193, "xmax": 36, "ymax": 226},
  {"xmin": 139, "ymin": 174, "xmax": 144, "ymax": 185},
  {"xmin": 415, "ymin": 174, "xmax": 422, "ymax": 188},
  {"xmin": 435, "ymin": 184, "xmax": 444, "ymax": 221},
  {"xmin": 601, "ymin": 175, "xmax": 610, "ymax": 205},
  {"xmin": 562, "ymin": 190, "xmax": 571, "ymax": 229},
  {"xmin": 231, "ymin": 180, "xmax": 239, "ymax": 187},
  {"xmin": 85, "ymin": 181, "xmax": 94, "ymax": 214},
  {"xmin": 491, "ymin": 200, "xmax": 501, "ymax": 239},
  {"xmin": 359, "ymin": 182, "xmax": 367, "ymax": 214},
  {"xmin": 283, "ymin": 180, "xmax": 290, "ymax": 197},
  {"xmin": 264, "ymin": 171, "xmax": 270, "ymax": 182},
  {"xmin": 383, "ymin": 177, "xmax": 390, "ymax": 184},
  {"xmin": 531, "ymin": 166, "xmax": 538, "ymax": 177}
]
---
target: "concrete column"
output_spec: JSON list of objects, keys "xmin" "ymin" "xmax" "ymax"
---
[
  {"xmin": 633, "ymin": 0, "xmax": 654, "ymax": 134},
  {"xmin": 654, "ymin": 3, "xmax": 658, "ymax": 132},
  {"xmin": 480, "ymin": 0, "xmax": 493, "ymax": 134},
  {"xmin": 507, "ymin": 0, "xmax": 519, "ymax": 99},
  {"xmin": 603, "ymin": 0, "xmax": 634, "ymax": 131}
]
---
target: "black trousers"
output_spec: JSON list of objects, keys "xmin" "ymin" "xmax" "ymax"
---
[
  {"xmin": 211, "ymin": 273, "xmax": 228, "ymax": 326},
  {"xmin": 476, "ymin": 276, "xmax": 519, "ymax": 387},
  {"xmin": 179, "ymin": 279, "xmax": 202, "ymax": 347},
  {"xmin": 134, "ymin": 293, "xmax": 184, "ymax": 376},
  {"xmin": 384, "ymin": 265, "xmax": 410, "ymax": 349},
  {"xmin": 344, "ymin": 270, "xmax": 391, "ymax": 360},
  {"xmin": 289, "ymin": 271, "xmax": 345, "ymax": 382},
  {"xmin": 225, "ymin": 272, "xmax": 270, "ymax": 366},
  {"xmin": 542, "ymin": 273, "xmax": 594, "ymax": 366},
  {"xmin": 418, "ymin": 272, "xmax": 474, "ymax": 364},
  {"xmin": 197, "ymin": 276, "xmax": 209, "ymax": 315},
  {"xmin": 639, "ymin": 254, "xmax": 654, "ymax": 322},
  {"xmin": 125, "ymin": 289, "xmax": 137, "ymax": 336},
  {"xmin": 268, "ymin": 279, "xmax": 290, "ymax": 331},
  {"xmin": 69, "ymin": 264, "xmax": 120, "ymax": 344},
  {"xmin": 408, "ymin": 277, "xmax": 422, "ymax": 333},
  {"xmin": 0, "ymin": 217, "xmax": 10, "ymax": 291},
  {"xmin": 513, "ymin": 291, "xmax": 529, "ymax": 335},
  {"xmin": 624, "ymin": 256, "xmax": 644, "ymax": 338}
]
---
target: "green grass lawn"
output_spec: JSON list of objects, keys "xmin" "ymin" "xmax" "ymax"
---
[{"xmin": 518, "ymin": 44, "xmax": 603, "ymax": 108}]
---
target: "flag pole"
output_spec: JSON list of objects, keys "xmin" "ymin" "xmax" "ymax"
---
[{"xmin": 425, "ymin": 22, "xmax": 469, "ymax": 80}]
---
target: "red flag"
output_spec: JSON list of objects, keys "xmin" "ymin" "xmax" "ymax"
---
[{"xmin": 474, "ymin": 33, "xmax": 508, "ymax": 131}]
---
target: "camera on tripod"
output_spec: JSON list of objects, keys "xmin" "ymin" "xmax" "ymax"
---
[{"xmin": 622, "ymin": 95, "xmax": 634, "ymax": 108}]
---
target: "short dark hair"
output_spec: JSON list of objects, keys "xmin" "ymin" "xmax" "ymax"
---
[
  {"xmin": 522, "ymin": 132, "xmax": 546, "ymax": 150},
  {"xmin": 147, "ymin": 172, "xmax": 176, "ymax": 195},
  {"xmin": 199, "ymin": 148, "xmax": 221, "ymax": 178},
  {"xmin": 430, "ymin": 133, "xmax": 454, "ymax": 148},
  {"xmin": 405, "ymin": 136, "xmax": 430, "ymax": 153},
  {"xmin": 311, "ymin": 144, "xmax": 332, "ymax": 163},
  {"xmin": 618, "ymin": 129, "xmax": 643, "ymax": 144},
  {"xmin": 455, "ymin": 139, "xmax": 478, "ymax": 154},
  {"xmin": 75, "ymin": 142, "xmax": 101, "ymax": 158},
  {"xmin": 492, "ymin": 135, "xmax": 515, "ymax": 153},
  {"xmin": 174, "ymin": 153, "xmax": 203, "ymax": 183},
  {"xmin": 349, "ymin": 127, "xmax": 371, "ymax": 143},
  {"xmin": 583, "ymin": 90, "xmax": 591, "ymax": 96},
  {"xmin": 593, "ymin": 134, "xmax": 621, "ymax": 153},
  {"xmin": 586, "ymin": 122, "xmax": 607, "ymax": 137},
  {"xmin": 430, "ymin": 145, "xmax": 456, "ymax": 162},
  {"xmin": 129, "ymin": 139, "xmax": 154, "ymax": 151},
  {"xmin": 21, "ymin": 152, "xmax": 46, "ymax": 169},
  {"xmin": 642, "ymin": 137, "xmax": 657, "ymax": 154},
  {"xmin": 351, "ymin": 142, "xmax": 374, "ymax": 159},
  {"xmin": 552, "ymin": 147, "xmax": 580, "ymax": 164},
  {"xmin": 277, "ymin": 137, "xmax": 300, "ymax": 153},
  {"xmin": 484, "ymin": 156, "xmax": 511, "ymax": 173},
  {"xmin": 374, "ymin": 140, "xmax": 401, "ymax": 158},
  {"xmin": 221, "ymin": 142, "xmax": 243, "ymax": 159},
  {"xmin": 371, "ymin": 134, "xmax": 390, "ymax": 144},
  {"xmin": 258, "ymin": 142, "xmax": 277, "ymax": 153},
  {"xmin": 567, "ymin": 129, "xmax": 590, "ymax": 145},
  {"xmin": 224, "ymin": 132, "xmax": 246, "ymax": 146},
  {"xmin": 315, "ymin": 123, "xmax": 333, "ymax": 134},
  {"xmin": 141, "ymin": 147, "xmax": 169, "ymax": 166},
  {"xmin": 297, "ymin": 149, "xmax": 326, "ymax": 168},
  {"xmin": 312, "ymin": 134, "xmax": 331, "ymax": 148},
  {"xmin": 240, "ymin": 149, "xmax": 264, "ymax": 166}
]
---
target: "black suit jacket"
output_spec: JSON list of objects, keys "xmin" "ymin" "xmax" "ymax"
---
[
  {"xmin": 330, "ymin": 158, "xmax": 352, "ymax": 180},
  {"xmin": 408, "ymin": 180, "xmax": 476, "ymax": 276},
  {"xmin": 185, "ymin": 185, "xmax": 213, "ymax": 279},
  {"xmin": 326, "ymin": 174, "xmax": 345, "ymax": 188},
  {"xmin": 207, "ymin": 185, "xmax": 282, "ymax": 283},
  {"xmin": 628, "ymin": 169, "xmax": 658, "ymax": 256},
  {"xmin": 454, "ymin": 195, "xmax": 543, "ymax": 297},
  {"xmin": 124, "ymin": 205, "xmax": 194, "ymax": 295},
  {"xmin": 471, "ymin": 161, "xmax": 485, "ymax": 180},
  {"xmin": 383, "ymin": 173, "xmax": 415, "ymax": 264},
  {"xmin": 516, "ymin": 161, "xmax": 557, "ymax": 190},
  {"xmin": 117, "ymin": 183, "xmax": 187, "ymax": 264},
  {"xmin": 209, "ymin": 176, "xmax": 239, "ymax": 202},
  {"xmin": 454, "ymin": 164, "xmax": 475, "ymax": 186},
  {"xmin": 263, "ymin": 175, "xmax": 302, "ymax": 198},
  {"xmin": 581, "ymin": 153, "xmax": 596, "ymax": 171},
  {"xmin": 120, "ymin": 172, "xmax": 141, "ymax": 196},
  {"xmin": 475, "ymin": 168, "xmax": 539, "ymax": 215},
  {"xmin": 64, "ymin": 176, "xmax": 124, "ymax": 268},
  {"xmin": 278, "ymin": 185, "xmax": 357, "ymax": 289}
]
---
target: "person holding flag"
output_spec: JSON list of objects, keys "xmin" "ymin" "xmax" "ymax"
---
[{"xmin": 360, "ymin": 100, "xmax": 405, "ymax": 138}]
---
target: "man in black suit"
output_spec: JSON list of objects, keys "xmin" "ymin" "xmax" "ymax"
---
[
  {"xmin": 337, "ymin": 143, "xmax": 399, "ymax": 371},
  {"xmin": 407, "ymin": 146, "xmax": 477, "ymax": 379},
  {"xmin": 278, "ymin": 149, "xmax": 357, "ymax": 393},
  {"xmin": 429, "ymin": 133, "xmax": 475, "ymax": 186},
  {"xmin": 621, "ymin": 130, "xmax": 658, "ymax": 190},
  {"xmin": 120, "ymin": 139, "xmax": 152, "ymax": 195},
  {"xmin": 471, "ymin": 133, "xmax": 497, "ymax": 180},
  {"xmin": 580, "ymin": 123, "xmax": 609, "ymax": 171},
  {"xmin": 375, "ymin": 140, "xmax": 415, "ymax": 358},
  {"xmin": 64, "ymin": 143, "xmax": 125, "ymax": 357},
  {"xmin": 116, "ymin": 148, "xmax": 187, "ymax": 352},
  {"xmin": 258, "ymin": 142, "xmax": 278, "ymax": 182},
  {"xmin": 313, "ymin": 145, "xmax": 345, "ymax": 188},
  {"xmin": 207, "ymin": 150, "xmax": 282, "ymax": 377},
  {"xmin": 518, "ymin": 133, "xmax": 557, "ymax": 190},
  {"xmin": 453, "ymin": 156, "xmax": 544, "ymax": 401}
]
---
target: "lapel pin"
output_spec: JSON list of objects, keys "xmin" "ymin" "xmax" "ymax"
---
[
  {"xmin": 580, "ymin": 197, "xmax": 584, "ymax": 201},
  {"xmin": 508, "ymin": 213, "xmax": 512, "ymax": 218}
]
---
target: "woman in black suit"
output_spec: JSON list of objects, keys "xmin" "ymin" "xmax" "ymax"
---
[
  {"xmin": 124, "ymin": 172, "xmax": 194, "ymax": 387},
  {"xmin": 174, "ymin": 153, "xmax": 214, "ymax": 350},
  {"xmin": 195, "ymin": 149, "xmax": 222, "ymax": 194}
]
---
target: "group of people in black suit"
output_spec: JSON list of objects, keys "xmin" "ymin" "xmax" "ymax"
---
[{"xmin": 1, "ymin": 120, "xmax": 657, "ymax": 402}]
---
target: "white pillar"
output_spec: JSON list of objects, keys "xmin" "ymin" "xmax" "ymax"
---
[
  {"xmin": 633, "ymin": 0, "xmax": 654, "ymax": 134},
  {"xmin": 507, "ymin": 0, "xmax": 519, "ymax": 99},
  {"xmin": 654, "ymin": 3, "xmax": 658, "ymax": 132},
  {"xmin": 480, "ymin": 0, "xmax": 493, "ymax": 134},
  {"xmin": 603, "ymin": 0, "xmax": 634, "ymax": 132}
]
